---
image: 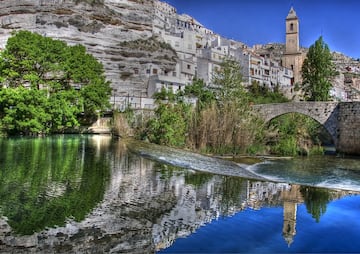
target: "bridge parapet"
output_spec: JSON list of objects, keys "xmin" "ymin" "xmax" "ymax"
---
[{"xmin": 253, "ymin": 102, "xmax": 339, "ymax": 124}]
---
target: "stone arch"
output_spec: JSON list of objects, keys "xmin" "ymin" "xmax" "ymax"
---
[{"xmin": 253, "ymin": 102, "xmax": 339, "ymax": 146}]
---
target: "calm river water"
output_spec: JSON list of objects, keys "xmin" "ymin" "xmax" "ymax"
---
[{"xmin": 0, "ymin": 135, "xmax": 360, "ymax": 253}]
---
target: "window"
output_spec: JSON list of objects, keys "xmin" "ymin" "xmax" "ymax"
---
[
  {"xmin": 153, "ymin": 68, "xmax": 158, "ymax": 74},
  {"xmin": 134, "ymin": 68, "xmax": 139, "ymax": 74},
  {"xmin": 146, "ymin": 69, "xmax": 150, "ymax": 74},
  {"xmin": 290, "ymin": 23, "xmax": 294, "ymax": 31},
  {"xmin": 187, "ymin": 64, "xmax": 191, "ymax": 70},
  {"xmin": 291, "ymin": 65, "xmax": 294, "ymax": 70}
]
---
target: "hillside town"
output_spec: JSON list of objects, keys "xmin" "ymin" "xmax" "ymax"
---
[{"xmin": 114, "ymin": 0, "xmax": 360, "ymax": 110}]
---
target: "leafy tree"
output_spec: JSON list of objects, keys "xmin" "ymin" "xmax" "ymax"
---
[
  {"xmin": 212, "ymin": 58, "xmax": 249, "ymax": 106},
  {"xmin": 145, "ymin": 100, "xmax": 191, "ymax": 147},
  {"xmin": 47, "ymin": 90, "xmax": 82, "ymax": 132},
  {"xmin": 0, "ymin": 87, "xmax": 50, "ymax": 135},
  {"xmin": 268, "ymin": 113, "xmax": 325, "ymax": 156},
  {"xmin": 247, "ymin": 81, "xmax": 289, "ymax": 104},
  {"xmin": 152, "ymin": 86, "xmax": 177, "ymax": 102},
  {"xmin": 184, "ymin": 78, "xmax": 215, "ymax": 110},
  {"xmin": 301, "ymin": 36, "xmax": 336, "ymax": 101},
  {"xmin": 0, "ymin": 30, "xmax": 111, "ymax": 135}
]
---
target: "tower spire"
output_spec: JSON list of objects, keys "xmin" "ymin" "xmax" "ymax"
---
[{"xmin": 287, "ymin": 6, "xmax": 297, "ymax": 20}]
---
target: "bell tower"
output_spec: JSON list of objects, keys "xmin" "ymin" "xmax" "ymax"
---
[
  {"xmin": 285, "ymin": 7, "xmax": 299, "ymax": 54},
  {"xmin": 282, "ymin": 7, "xmax": 304, "ymax": 84}
]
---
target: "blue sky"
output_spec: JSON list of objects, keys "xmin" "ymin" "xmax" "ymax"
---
[{"xmin": 165, "ymin": 0, "xmax": 360, "ymax": 59}]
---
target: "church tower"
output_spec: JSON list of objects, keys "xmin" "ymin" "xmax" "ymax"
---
[
  {"xmin": 285, "ymin": 7, "xmax": 299, "ymax": 54},
  {"xmin": 282, "ymin": 7, "xmax": 304, "ymax": 84}
]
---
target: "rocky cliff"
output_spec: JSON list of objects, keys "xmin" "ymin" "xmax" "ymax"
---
[{"xmin": 0, "ymin": 0, "xmax": 177, "ymax": 96}]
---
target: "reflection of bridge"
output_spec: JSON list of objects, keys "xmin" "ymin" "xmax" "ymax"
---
[{"xmin": 253, "ymin": 102, "xmax": 360, "ymax": 155}]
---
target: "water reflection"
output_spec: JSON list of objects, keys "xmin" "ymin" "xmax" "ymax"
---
[
  {"xmin": 0, "ymin": 137, "xmax": 358, "ymax": 253},
  {"xmin": 0, "ymin": 135, "xmax": 111, "ymax": 235},
  {"xmin": 155, "ymin": 176, "xmax": 355, "ymax": 251}
]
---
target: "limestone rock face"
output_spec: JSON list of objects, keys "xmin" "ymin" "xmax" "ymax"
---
[{"xmin": 0, "ymin": 0, "xmax": 177, "ymax": 96}]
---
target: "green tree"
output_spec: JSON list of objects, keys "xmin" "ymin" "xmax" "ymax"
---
[
  {"xmin": 301, "ymin": 36, "xmax": 336, "ymax": 101},
  {"xmin": 0, "ymin": 87, "xmax": 51, "ymax": 135},
  {"xmin": 47, "ymin": 90, "xmax": 82, "ymax": 132},
  {"xmin": 0, "ymin": 30, "xmax": 111, "ymax": 135},
  {"xmin": 247, "ymin": 80, "xmax": 289, "ymax": 104},
  {"xmin": 145, "ymin": 101, "xmax": 191, "ymax": 147},
  {"xmin": 268, "ymin": 113, "xmax": 324, "ymax": 156},
  {"xmin": 184, "ymin": 78, "xmax": 215, "ymax": 110},
  {"xmin": 212, "ymin": 58, "xmax": 249, "ymax": 106}
]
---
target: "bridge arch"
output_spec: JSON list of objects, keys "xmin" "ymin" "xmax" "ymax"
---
[{"xmin": 253, "ymin": 102, "xmax": 340, "ymax": 146}]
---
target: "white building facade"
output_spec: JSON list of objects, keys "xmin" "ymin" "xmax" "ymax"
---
[{"xmin": 115, "ymin": 0, "xmax": 296, "ymax": 110}]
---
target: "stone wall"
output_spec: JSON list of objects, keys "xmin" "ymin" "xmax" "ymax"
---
[{"xmin": 337, "ymin": 102, "xmax": 360, "ymax": 155}]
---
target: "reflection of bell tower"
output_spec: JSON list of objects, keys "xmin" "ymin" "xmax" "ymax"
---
[
  {"xmin": 282, "ymin": 7, "xmax": 304, "ymax": 85},
  {"xmin": 282, "ymin": 201, "xmax": 297, "ymax": 246},
  {"xmin": 281, "ymin": 185, "xmax": 303, "ymax": 247}
]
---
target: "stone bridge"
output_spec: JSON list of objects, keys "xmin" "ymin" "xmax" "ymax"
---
[{"xmin": 253, "ymin": 102, "xmax": 360, "ymax": 155}]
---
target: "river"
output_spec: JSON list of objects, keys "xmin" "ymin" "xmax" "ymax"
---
[{"xmin": 0, "ymin": 135, "xmax": 359, "ymax": 253}]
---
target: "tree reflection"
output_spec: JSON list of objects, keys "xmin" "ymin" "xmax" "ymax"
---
[
  {"xmin": 154, "ymin": 163, "xmax": 185, "ymax": 180},
  {"xmin": 0, "ymin": 136, "xmax": 110, "ymax": 235},
  {"xmin": 218, "ymin": 176, "xmax": 247, "ymax": 215},
  {"xmin": 185, "ymin": 172, "xmax": 213, "ymax": 188},
  {"xmin": 300, "ymin": 186, "xmax": 331, "ymax": 222}
]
